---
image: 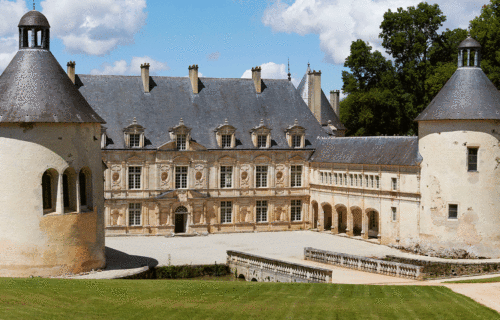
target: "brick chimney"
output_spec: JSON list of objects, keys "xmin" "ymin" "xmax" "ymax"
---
[
  {"xmin": 141, "ymin": 63, "xmax": 150, "ymax": 93},
  {"xmin": 252, "ymin": 66, "xmax": 262, "ymax": 94},
  {"xmin": 308, "ymin": 70, "xmax": 322, "ymax": 123},
  {"xmin": 67, "ymin": 61, "xmax": 76, "ymax": 84},
  {"xmin": 330, "ymin": 90, "xmax": 340, "ymax": 116},
  {"xmin": 188, "ymin": 64, "xmax": 199, "ymax": 94}
]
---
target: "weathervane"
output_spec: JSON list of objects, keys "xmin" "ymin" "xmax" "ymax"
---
[
  {"xmin": 33, "ymin": 0, "xmax": 35, "ymax": 10},
  {"xmin": 287, "ymin": 58, "xmax": 291, "ymax": 81}
]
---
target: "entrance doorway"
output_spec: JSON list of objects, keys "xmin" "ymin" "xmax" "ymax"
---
[
  {"xmin": 323, "ymin": 204, "xmax": 332, "ymax": 231},
  {"xmin": 368, "ymin": 210, "xmax": 379, "ymax": 238},
  {"xmin": 174, "ymin": 206, "xmax": 188, "ymax": 233}
]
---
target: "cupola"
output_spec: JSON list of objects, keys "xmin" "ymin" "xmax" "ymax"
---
[
  {"xmin": 457, "ymin": 33, "xmax": 481, "ymax": 68},
  {"xmin": 18, "ymin": 10, "xmax": 50, "ymax": 50}
]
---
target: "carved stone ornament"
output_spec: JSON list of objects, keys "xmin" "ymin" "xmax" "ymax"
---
[
  {"xmin": 276, "ymin": 171, "xmax": 283, "ymax": 180},
  {"xmin": 111, "ymin": 210, "xmax": 121, "ymax": 226},
  {"xmin": 161, "ymin": 172, "xmax": 168, "ymax": 181},
  {"xmin": 112, "ymin": 172, "xmax": 120, "ymax": 182},
  {"xmin": 241, "ymin": 171, "xmax": 248, "ymax": 180},
  {"xmin": 195, "ymin": 171, "xmax": 203, "ymax": 180},
  {"xmin": 178, "ymin": 191, "xmax": 188, "ymax": 203}
]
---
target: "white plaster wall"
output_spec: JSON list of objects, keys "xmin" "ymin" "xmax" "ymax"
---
[
  {"xmin": 418, "ymin": 120, "xmax": 500, "ymax": 257},
  {"xmin": 0, "ymin": 123, "xmax": 105, "ymax": 276}
]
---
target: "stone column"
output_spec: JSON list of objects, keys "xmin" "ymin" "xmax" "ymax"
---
[
  {"xmin": 75, "ymin": 175, "xmax": 81, "ymax": 213},
  {"xmin": 346, "ymin": 207, "xmax": 353, "ymax": 236},
  {"xmin": 56, "ymin": 173, "xmax": 64, "ymax": 214},
  {"xmin": 361, "ymin": 211, "xmax": 368, "ymax": 239},
  {"xmin": 332, "ymin": 208, "xmax": 339, "ymax": 234},
  {"xmin": 318, "ymin": 207, "xmax": 324, "ymax": 231}
]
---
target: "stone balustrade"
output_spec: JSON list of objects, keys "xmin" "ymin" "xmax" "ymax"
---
[
  {"xmin": 304, "ymin": 247, "xmax": 423, "ymax": 280},
  {"xmin": 227, "ymin": 250, "xmax": 332, "ymax": 283}
]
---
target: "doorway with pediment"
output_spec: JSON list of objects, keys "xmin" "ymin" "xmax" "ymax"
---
[{"xmin": 175, "ymin": 206, "xmax": 188, "ymax": 233}]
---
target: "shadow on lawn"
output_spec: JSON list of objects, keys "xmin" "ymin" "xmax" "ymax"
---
[{"xmin": 104, "ymin": 247, "xmax": 159, "ymax": 271}]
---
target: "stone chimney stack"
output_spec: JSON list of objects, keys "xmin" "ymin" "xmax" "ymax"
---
[
  {"xmin": 252, "ymin": 66, "xmax": 262, "ymax": 94},
  {"xmin": 188, "ymin": 64, "xmax": 199, "ymax": 94},
  {"xmin": 141, "ymin": 63, "xmax": 150, "ymax": 93},
  {"xmin": 67, "ymin": 61, "xmax": 76, "ymax": 84},
  {"xmin": 308, "ymin": 70, "xmax": 322, "ymax": 123},
  {"xmin": 330, "ymin": 90, "xmax": 340, "ymax": 116}
]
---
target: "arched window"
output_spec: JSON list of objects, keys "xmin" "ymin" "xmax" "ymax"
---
[
  {"xmin": 41, "ymin": 169, "xmax": 58, "ymax": 214},
  {"xmin": 79, "ymin": 168, "xmax": 93, "ymax": 210},
  {"xmin": 63, "ymin": 167, "xmax": 77, "ymax": 213},
  {"xmin": 175, "ymin": 206, "xmax": 188, "ymax": 213}
]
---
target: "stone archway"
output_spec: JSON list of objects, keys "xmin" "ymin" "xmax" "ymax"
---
[
  {"xmin": 311, "ymin": 201, "xmax": 319, "ymax": 229},
  {"xmin": 367, "ymin": 210, "xmax": 380, "ymax": 239},
  {"xmin": 351, "ymin": 207, "xmax": 362, "ymax": 236},
  {"xmin": 336, "ymin": 205, "xmax": 347, "ymax": 234},
  {"xmin": 322, "ymin": 204, "xmax": 332, "ymax": 231},
  {"xmin": 174, "ymin": 206, "xmax": 188, "ymax": 233}
]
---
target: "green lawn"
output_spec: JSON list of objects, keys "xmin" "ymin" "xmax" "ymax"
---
[
  {"xmin": 0, "ymin": 278, "xmax": 498, "ymax": 319},
  {"xmin": 445, "ymin": 276, "xmax": 500, "ymax": 284}
]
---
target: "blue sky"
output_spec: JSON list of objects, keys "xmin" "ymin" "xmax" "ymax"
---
[{"xmin": 0, "ymin": 0, "xmax": 487, "ymax": 97}]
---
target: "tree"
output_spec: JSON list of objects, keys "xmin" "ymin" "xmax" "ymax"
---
[{"xmin": 470, "ymin": 0, "xmax": 500, "ymax": 89}]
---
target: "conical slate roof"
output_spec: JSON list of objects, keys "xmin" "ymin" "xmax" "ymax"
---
[
  {"xmin": 415, "ymin": 67, "xmax": 500, "ymax": 121},
  {"xmin": 18, "ymin": 10, "xmax": 50, "ymax": 28},
  {"xmin": 0, "ymin": 50, "xmax": 105, "ymax": 123}
]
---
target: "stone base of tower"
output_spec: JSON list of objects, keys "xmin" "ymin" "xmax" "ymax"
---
[{"xmin": 0, "ymin": 210, "xmax": 105, "ymax": 278}]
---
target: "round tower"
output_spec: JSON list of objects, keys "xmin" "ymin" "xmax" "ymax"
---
[
  {"xmin": 0, "ymin": 10, "xmax": 106, "ymax": 277},
  {"xmin": 415, "ymin": 35, "xmax": 500, "ymax": 258}
]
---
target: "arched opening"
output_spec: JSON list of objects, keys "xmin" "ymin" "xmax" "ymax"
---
[
  {"xmin": 323, "ymin": 204, "xmax": 332, "ymax": 231},
  {"xmin": 251, "ymin": 278, "xmax": 258, "ymax": 282},
  {"xmin": 312, "ymin": 201, "xmax": 318, "ymax": 229},
  {"xmin": 79, "ymin": 167, "xmax": 93, "ymax": 211},
  {"xmin": 41, "ymin": 169, "xmax": 58, "ymax": 213},
  {"xmin": 351, "ymin": 207, "xmax": 362, "ymax": 236},
  {"xmin": 174, "ymin": 206, "xmax": 188, "ymax": 233},
  {"xmin": 336, "ymin": 205, "xmax": 347, "ymax": 234},
  {"xmin": 367, "ymin": 210, "xmax": 379, "ymax": 238},
  {"xmin": 238, "ymin": 274, "xmax": 246, "ymax": 281},
  {"xmin": 63, "ymin": 167, "xmax": 77, "ymax": 213}
]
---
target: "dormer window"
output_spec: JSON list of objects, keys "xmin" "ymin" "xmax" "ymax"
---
[
  {"xmin": 123, "ymin": 118, "xmax": 146, "ymax": 149},
  {"xmin": 285, "ymin": 119, "xmax": 306, "ymax": 148},
  {"xmin": 177, "ymin": 134, "xmax": 187, "ymax": 150},
  {"xmin": 169, "ymin": 119, "xmax": 192, "ymax": 151},
  {"xmin": 250, "ymin": 119, "xmax": 271, "ymax": 149},
  {"xmin": 215, "ymin": 119, "xmax": 236, "ymax": 149},
  {"xmin": 257, "ymin": 135, "xmax": 267, "ymax": 148}
]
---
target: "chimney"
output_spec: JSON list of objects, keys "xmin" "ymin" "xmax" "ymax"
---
[
  {"xmin": 308, "ymin": 70, "xmax": 322, "ymax": 123},
  {"xmin": 188, "ymin": 64, "xmax": 199, "ymax": 94},
  {"xmin": 330, "ymin": 90, "xmax": 340, "ymax": 116},
  {"xmin": 141, "ymin": 63, "xmax": 150, "ymax": 93},
  {"xmin": 67, "ymin": 61, "xmax": 76, "ymax": 84},
  {"xmin": 251, "ymin": 66, "xmax": 262, "ymax": 94}
]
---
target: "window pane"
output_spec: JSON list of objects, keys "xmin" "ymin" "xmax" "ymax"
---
[
  {"xmin": 177, "ymin": 134, "xmax": 187, "ymax": 150},
  {"xmin": 448, "ymin": 204, "xmax": 458, "ymax": 219},
  {"xmin": 220, "ymin": 166, "xmax": 232, "ymax": 188},
  {"xmin": 130, "ymin": 134, "xmax": 140, "ymax": 148},
  {"xmin": 222, "ymin": 135, "xmax": 232, "ymax": 148},
  {"xmin": 129, "ymin": 166, "xmax": 141, "ymax": 189},
  {"xmin": 256, "ymin": 166, "xmax": 268, "ymax": 188},
  {"xmin": 468, "ymin": 148, "xmax": 478, "ymax": 171},
  {"xmin": 256, "ymin": 200, "xmax": 268, "ymax": 222},
  {"xmin": 257, "ymin": 135, "xmax": 267, "ymax": 148},
  {"xmin": 176, "ymin": 166, "xmax": 188, "ymax": 189},
  {"xmin": 291, "ymin": 199, "xmax": 301, "ymax": 221},
  {"xmin": 129, "ymin": 203, "xmax": 141, "ymax": 226},
  {"xmin": 221, "ymin": 201, "xmax": 232, "ymax": 223},
  {"xmin": 292, "ymin": 135, "xmax": 301, "ymax": 148}
]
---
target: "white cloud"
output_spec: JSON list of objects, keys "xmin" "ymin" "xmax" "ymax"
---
[
  {"xmin": 90, "ymin": 56, "xmax": 169, "ymax": 75},
  {"xmin": 262, "ymin": 0, "xmax": 484, "ymax": 64},
  {"xmin": 207, "ymin": 51, "xmax": 220, "ymax": 61},
  {"xmin": 241, "ymin": 62, "xmax": 300, "ymax": 87},
  {"xmin": 41, "ymin": 0, "xmax": 147, "ymax": 55},
  {"xmin": 0, "ymin": 0, "xmax": 27, "ymax": 72}
]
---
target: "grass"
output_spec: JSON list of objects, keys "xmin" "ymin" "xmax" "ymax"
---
[
  {"xmin": 445, "ymin": 276, "xmax": 500, "ymax": 284},
  {"xmin": 0, "ymin": 278, "xmax": 498, "ymax": 319}
]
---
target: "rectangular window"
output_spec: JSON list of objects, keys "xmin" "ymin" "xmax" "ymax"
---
[
  {"xmin": 129, "ymin": 134, "xmax": 140, "ymax": 148},
  {"xmin": 292, "ymin": 135, "xmax": 301, "ymax": 148},
  {"xmin": 221, "ymin": 134, "xmax": 232, "ymax": 148},
  {"xmin": 291, "ymin": 200, "xmax": 302, "ymax": 221},
  {"xmin": 129, "ymin": 203, "xmax": 141, "ymax": 226},
  {"xmin": 391, "ymin": 207, "xmax": 397, "ymax": 221},
  {"xmin": 291, "ymin": 166, "xmax": 302, "ymax": 187},
  {"xmin": 339, "ymin": 173, "xmax": 343, "ymax": 185},
  {"xmin": 175, "ymin": 166, "xmax": 188, "ymax": 189},
  {"xmin": 256, "ymin": 200, "xmax": 268, "ymax": 222},
  {"xmin": 448, "ymin": 204, "xmax": 458, "ymax": 219},
  {"xmin": 391, "ymin": 178, "xmax": 397, "ymax": 191},
  {"xmin": 128, "ymin": 166, "xmax": 141, "ymax": 189},
  {"xmin": 220, "ymin": 166, "xmax": 233, "ymax": 188},
  {"xmin": 350, "ymin": 174, "xmax": 353, "ymax": 186},
  {"xmin": 376, "ymin": 176, "xmax": 380, "ymax": 189},
  {"xmin": 176, "ymin": 134, "xmax": 187, "ymax": 150},
  {"xmin": 354, "ymin": 174, "xmax": 358, "ymax": 187},
  {"xmin": 257, "ymin": 135, "xmax": 267, "ymax": 148},
  {"xmin": 334, "ymin": 173, "xmax": 338, "ymax": 185},
  {"xmin": 220, "ymin": 201, "xmax": 232, "ymax": 223},
  {"xmin": 344, "ymin": 174, "xmax": 348, "ymax": 186},
  {"xmin": 370, "ymin": 175, "xmax": 374, "ymax": 188},
  {"xmin": 329, "ymin": 172, "xmax": 333, "ymax": 185},
  {"xmin": 320, "ymin": 172, "xmax": 324, "ymax": 184},
  {"xmin": 365, "ymin": 175, "xmax": 369, "ymax": 187},
  {"xmin": 255, "ymin": 166, "xmax": 268, "ymax": 188},
  {"xmin": 468, "ymin": 147, "xmax": 478, "ymax": 172}
]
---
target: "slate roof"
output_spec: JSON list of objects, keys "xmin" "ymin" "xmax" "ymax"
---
[
  {"xmin": 310, "ymin": 136, "xmax": 421, "ymax": 166},
  {"xmin": 0, "ymin": 50, "xmax": 105, "ymax": 123},
  {"xmin": 415, "ymin": 67, "xmax": 500, "ymax": 121},
  {"xmin": 297, "ymin": 67, "xmax": 345, "ymax": 130},
  {"xmin": 76, "ymin": 75, "xmax": 331, "ymax": 149},
  {"xmin": 458, "ymin": 36, "xmax": 481, "ymax": 49},
  {"xmin": 18, "ymin": 10, "xmax": 50, "ymax": 28}
]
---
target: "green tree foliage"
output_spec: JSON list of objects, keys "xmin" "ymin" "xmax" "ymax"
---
[
  {"xmin": 470, "ymin": 0, "xmax": 500, "ymax": 89},
  {"xmin": 340, "ymin": 2, "xmax": 468, "ymax": 136}
]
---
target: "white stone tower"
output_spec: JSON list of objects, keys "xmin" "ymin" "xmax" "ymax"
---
[
  {"xmin": 415, "ymin": 35, "xmax": 500, "ymax": 258},
  {"xmin": 0, "ymin": 10, "xmax": 106, "ymax": 276}
]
